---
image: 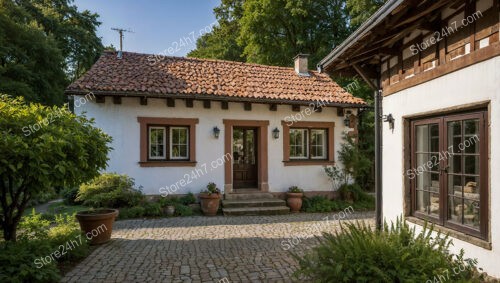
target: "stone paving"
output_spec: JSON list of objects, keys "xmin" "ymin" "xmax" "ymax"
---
[{"xmin": 62, "ymin": 211, "xmax": 374, "ymax": 283}]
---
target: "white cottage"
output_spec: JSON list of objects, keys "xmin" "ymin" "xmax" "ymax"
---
[
  {"xmin": 66, "ymin": 51, "xmax": 365, "ymax": 214},
  {"xmin": 319, "ymin": 0, "xmax": 499, "ymax": 277}
]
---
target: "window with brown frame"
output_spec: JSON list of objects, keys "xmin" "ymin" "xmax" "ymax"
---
[
  {"xmin": 289, "ymin": 128, "xmax": 328, "ymax": 160},
  {"xmin": 137, "ymin": 117, "xmax": 198, "ymax": 167},
  {"xmin": 148, "ymin": 126, "xmax": 189, "ymax": 161},
  {"xmin": 409, "ymin": 110, "xmax": 488, "ymax": 240},
  {"xmin": 281, "ymin": 121, "xmax": 335, "ymax": 166}
]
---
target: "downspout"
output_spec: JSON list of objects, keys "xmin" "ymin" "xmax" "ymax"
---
[{"xmin": 374, "ymin": 65, "xmax": 383, "ymax": 230}]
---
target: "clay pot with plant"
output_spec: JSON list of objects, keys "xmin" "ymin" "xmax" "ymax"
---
[
  {"xmin": 286, "ymin": 186, "xmax": 304, "ymax": 212},
  {"xmin": 199, "ymin": 182, "xmax": 221, "ymax": 216},
  {"xmin": 76, "ymin": 209, "xmax": 119, "ymax": 245}
]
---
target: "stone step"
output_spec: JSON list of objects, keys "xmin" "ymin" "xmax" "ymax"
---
[
  {"xmin": 223, "ymin": 206, "xmax": 290, "ymax": 216},
  {"xmin": 224, "ymin": 192, "xmax": 275, "ymax": 200},
  {"xmin": 222, "ymin": 198, "xmax": 286, "ymax": 208}
]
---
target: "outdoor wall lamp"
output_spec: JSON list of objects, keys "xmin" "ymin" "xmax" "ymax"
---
[
  {"xmin": 272, "ymin": 127, "xmax": 280, "ymax": 139},
  {"xmin": 343, "ymin": 111, "xmax": 352, "ymax": 127},
  {"xmin": 213, "ymin": 126, "xmax": 220, "ymax": 139},
  {"xmin": 383, "ymin": 114, "xmax": 395, "ymax": 130}
]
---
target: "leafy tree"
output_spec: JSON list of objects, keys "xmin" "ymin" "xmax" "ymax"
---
[
  {"xmin": 0, "ymin": 0, "xmax": 67, "ymax": 105},
  {"xmin": 0, "ymin": 0, "xmax": 103, "ymax": 105},
  {"xmin": 238, "ymin": 0, "xmax": 351, "ymax": 67},
  {"xmin": 188, "ymin": 0, "xmax": 244, "ymax": 61},
  {"xmin": 0, "ymin": 95, "xmax": 112, "ymax": 241},
  {"xmin": 15, "ymin": 0, "xmax": 103, "ymax": 81},
  {"xmin": 346, "ymin": 0, "xmax": 386, "ymax": 28}
]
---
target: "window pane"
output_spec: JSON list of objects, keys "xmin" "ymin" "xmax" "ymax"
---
[
  {"xmin": 311, "ymin": 129, "xmax": 326, "ymax": 159},
  {"xmin": 448, "ymin": 197, "xmax": 463, "ymax": 223},
  {"xmin": 463, "ymin": 199, "xmax": 480, "ymax": 229},
  {"xmin": 149, "ymin": 127, "xmax": 165, "ymax": 159},
  {"xmin": 170, "ymin": 127, "xmax": 189, "ymax": 159},
  {"xmin": 290, "ymin": 129, "xmax": 307, "ymax": 158}
]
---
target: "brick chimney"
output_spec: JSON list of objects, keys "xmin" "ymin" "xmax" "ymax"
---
[{"xmin": 294, "ymin": 54, "xmax": 310, "ymax": 76}]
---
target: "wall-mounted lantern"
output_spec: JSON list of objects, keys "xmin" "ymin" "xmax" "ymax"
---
[
  {"xmin": 213, "ymin": 126, "xmax": 220, "ymax": 139},
  {"xmin": 272, "ymin": 127, "xmax": 280, "ymax": 139},
  {"xmin": 383, "ymin": 114, "xmax": 395, "ymax": 130}
]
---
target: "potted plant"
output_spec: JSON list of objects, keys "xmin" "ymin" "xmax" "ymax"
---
[
  {"xmin": 286, "ymin": 186, "xmax": 304, "ymax": 212},
  {"xmin": 199, "ymin": 182, "xmax": 221, "ymax": 216},
  {"xmin": 76, "ymin": 209, "xmax": 119, "ymax": 245}
]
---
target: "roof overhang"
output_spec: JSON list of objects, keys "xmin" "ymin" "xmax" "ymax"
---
[
  {"xmin": 318, "ymin": 0, "xmax": 404, "ymax": 71},
  {"xmin": 65, "ymin": 89, "xmax": 367, "ymax": 108}
]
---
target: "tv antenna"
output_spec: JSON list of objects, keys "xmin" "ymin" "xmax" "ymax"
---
[{"xmin": 111, "ymin": 28, "xmax": 133, "ymax": 52}]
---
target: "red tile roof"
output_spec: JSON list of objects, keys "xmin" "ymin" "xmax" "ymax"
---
[{"xmin": 66, "ymin": 51, "xmax": 365, "ymax": 106}]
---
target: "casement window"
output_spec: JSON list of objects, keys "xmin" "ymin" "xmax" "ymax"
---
[
  {"xmin": 138, "ymin": 117, "xmax": 198, "ymax": 167},
  {"xmin": 148, "ymin": 126, "xmax": 189, "ymax": 160},
  {"xmin": 409, "ymin": 110, "xmax": 488, "ymax": 239},
  {"xmin": 282, "ymin": 121, "xmax": 334, "ymax": 166},
  {"xmin": 289, "ymin": 128, "xmax": 328, "ymax": 159}
]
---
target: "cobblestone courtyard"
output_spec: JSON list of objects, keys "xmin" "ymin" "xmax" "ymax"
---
[{"xmin": 62, "ymin": 212, "xmax": 374, "ymax": 283}]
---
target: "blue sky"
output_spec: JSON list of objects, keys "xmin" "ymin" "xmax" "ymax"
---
[{"xmin": 73, "ymin": 0, "xmax": 220, "ymax": 56}]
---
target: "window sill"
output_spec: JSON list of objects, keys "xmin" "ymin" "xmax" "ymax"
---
[
  {"xmin": 139, "ymin": 161, "xmax": 197, "ymax": 167},
  {"xmin": 405, "ymin": 216, "xmax": 491, "ymax": 250},
  {"xmin": 283, "ymin": 160, "xmax": 335, "ymax": 166}
]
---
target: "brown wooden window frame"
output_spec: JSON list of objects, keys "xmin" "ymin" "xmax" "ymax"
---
[
  {"xmin": 281, "ymin": 121, "xmax": 335, "ymax": 166},
  {"xmin": 137, "ymin": 117, "xmax": 198, "ymax": 167},
  {"xmin": 409, "ymin": 110, "xmax": 488, "ymax": 240}
]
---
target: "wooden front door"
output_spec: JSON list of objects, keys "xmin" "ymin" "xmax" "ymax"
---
[{"xmin": 232, "ymin": 127, "xmax": 258, "ymax": 189}]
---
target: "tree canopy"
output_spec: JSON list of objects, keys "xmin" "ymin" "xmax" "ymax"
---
[
  {"xmin": 0, "ymin": 0, "xmax": 103, "ymax": 105},
  {"xmin": 0, "ymin": 94, "xmax": 112, "ymax": 241},
  {"xmin": 188, "ymin": 0, "xmax": 385, "ymax": 68}
]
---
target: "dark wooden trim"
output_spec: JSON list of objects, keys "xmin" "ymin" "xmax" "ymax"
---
[
  {"xmin": 140, "ymin": 97, "xmax": 147, "ymax": 105},
  {"xmin": 96, "ymin": 96, "xmax": 105, "ymax": 103},
  {"xmin": 269, "ymin": 104, "xmax": 277, "ymax": 111},
  {"xmin": 223, "ymin": 119, "xmax": 269, "ymax": 193},
  {"xmin": 166, "ymin": 98, "xmax": 175, "ymax": 107},
  {"xmin": 292, "ymin": 105, "xmax": 301, "ymax": 112},
  {"xmin": 384, "ymin": 42, "xmax": 500, "ymax": 96},
  {"xmin": 337, "ymin": 108, "xmax": 344, "ymax": 117},
  {"xmin": 353, "ymin": 64, "xmax": 377, "ymax": 90},
  {"xmin": 113, "ymin": 96, "xmax": 121, "ymax": 104},
  {"xmin": 281, "ymin": 121, "xmax": 335, "ymax": 165},
  {"xmin": 137, "ymin": 117, "xmax": 198, "ymax": 166},
  {"xmin": 221, "ymin": 101, "xmax": 229, "ymax": 110},
  {"xmin": 185, "ymin": 99, "xmax": 193, "ymax": 108},
  {"xmin": 244, "ymin": 102, "xmax": 252, "ymax": 111},
  {"xmin": 203, "ymin": 100, "xmax": 211, "ymax": 109}
]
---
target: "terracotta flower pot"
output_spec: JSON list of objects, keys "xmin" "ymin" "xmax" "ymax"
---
[
  {"xmin": 76, "ymin": 209, "xmax": 118, "ymax": 245},
  {"xmin": 164, "ymin": 205, "xmax": 175, "ymax": 216},
  {"xmin": 286, "ymin": 192, "xmax": 304, "ymax": 213},
  {"xmin": 199, "ymin": 193, "xmax": 221, "ymax": 216}
]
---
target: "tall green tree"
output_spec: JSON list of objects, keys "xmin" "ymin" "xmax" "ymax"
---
[
  {"xmin": 237, "ymin": 0, "xmax": 351, "ymax": 67},
  {"xmin": 0, "ymin": 0, "xmax": 103, "ymax": 105},
  {"xmin": 346, "ymin": 0, "xmax": 386, "ymax": 28},
  {"xmin": 0, "ymin": 0, "xmax": 66, "ymax": 105},
  {"xmin": 188, "ymin": 0, "xmax": 244, "ymax": 61}
]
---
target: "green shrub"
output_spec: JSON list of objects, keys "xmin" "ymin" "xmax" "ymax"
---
[
  {"xmin": 118, "ymin": 206, "xmax": 145, "ymax": 219},
  {"xmin": 302, "ymin": 196, "xmax": 335, "ymax": 213},
  {"xmin": 174, "ymin": 203, "xmax": 193, "ymax": 216},
  {"xmin": 3, "ymin": 211, "xmax": 90, "ymax": 282},
  {"xmin": 18, "ymin": 209, "xmax": 51, "ymax": 240},
  {"xmin": 47, "ymin": 214, "xmax": 89, "ymax": 262},
  {"xmin": 0, "ymin": 240, "xmax": 60, "ymax": 283},
  {"xmin": 293, "ymin": 218, "xmax": 483, "ymax": 282},
  {"xmin": 179, "ymin": 192, "xmax": 197, "ymax": 205},
  {"xmin": 143, "ymin": 202, "xmax": 162, "ymax": 217},
  {"xmin": 61, "ymin": 186, "xmax": 81, "ymax": 205},
  {"xmin": 77, "ymin": 173, "xmax": 145, "ymax": 208}
]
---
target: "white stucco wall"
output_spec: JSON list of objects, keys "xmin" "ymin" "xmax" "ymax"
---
[
  {"xmin": 382, "ymin": 56, "xmax": 500, "ymax": 276},
  {"xmin": 74, "ymin": 98, "xmax": 352, "ymax": 196}
]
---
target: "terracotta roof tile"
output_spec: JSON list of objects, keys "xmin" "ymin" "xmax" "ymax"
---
[{"xmin": 66, "ymin": 51, "xmax": 365, "ymax": 106}]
